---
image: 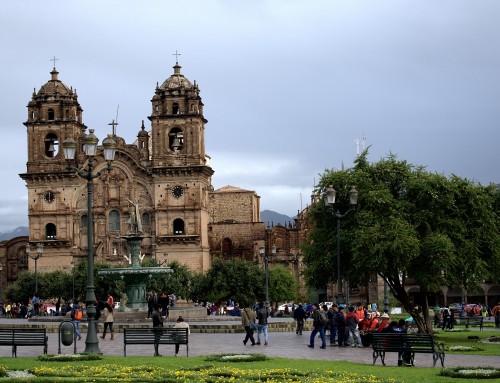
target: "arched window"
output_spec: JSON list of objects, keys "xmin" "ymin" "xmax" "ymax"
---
[
  {"xmin": 172, "ymin": 103, "xmax": 179, "ymax": 114},
  {"xmin": 48, "ymin": 108, "xmax": 55, "ymax": 120},
  {"xmin": 169, "ymin": 127, "xmax": 184, "ymax": 152},
  {"xmin": 80, "ymin": 214, "xmax": 88, "ymax": 228},
  {"xmin": 142, "ymin": 212, "xmax": 150, "ymax": 225},
  {"xmin": 109, "ymin": 210, "xmax": 120, "ymax": 231},
  {"xmin": 46, "ymin": 223, "xmax": 57, "ymax": 239},
  {"xmin": 173, "ymin": 218, "xmax": 184, "ymax": 235},
  {"xmin": 44, "ymin": 133, "xmax": 59, "ymax": 157},
  {"xmin": 222, "ymin": 238, "xmax": 232, "ymax": 256}
]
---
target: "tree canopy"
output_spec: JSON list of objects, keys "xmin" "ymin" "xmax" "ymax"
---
[{"xmin": 303, "ymin": 152, "xmax": 500, "ymax": 332}]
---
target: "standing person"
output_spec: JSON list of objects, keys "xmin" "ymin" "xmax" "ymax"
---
[
  {"xmin": 328, "ymin": 304, "xmax": 338, "ymax": 346},
  {"xmin": 241, "ymin": 303, "xmax": 256, "ymax": 346},
  {"xmin": 152, "ymin": 304, "xmax": 163, "ymax": 356},
  {"xmin": 32, "ymin": 292, "xmax": 41, "ymax": 317},
  {"xmin": 346, "ymin": 306, "xmax": 362, "ymax": 347},
  {"xmin": 256, "ymin": 302, "xmax": 270, "ymax": 346},
  {"xmin": 335, "ymin": 305, "xmax": 346, "ymax": 347},
  {"xmin": 147, "ymin": 293, "xmax": 154, "ymax": 319},
  {"xmin": 441, "ymin": 307, "xmax": 450, "ymax": 330},
  {"xmin": 100, "ymin": 302, "xmax": 115, "ymax": 340},
  {"xmin": 173, "ymin": 316, "xmax": 190, "ymax": 356},
  {"xmin": 307, "ymin": 303, "xmax": 326, "ymax": 349},
  {"xmin": 492, "ymin": 302, "xmax": 500, "ymax": 329},
  {"xmin": 159, "ymin": 291, "xmax": 169, "ymax": 319},
  {"xmin": 293, "ymin": 303, "xmax": 307, "ymax": 335},
  {"xmin": 71, "ymin": 299, "xmax": 83, "ymax": 340}
]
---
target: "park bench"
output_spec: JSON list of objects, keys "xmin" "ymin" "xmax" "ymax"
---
[
  {"xmin": 461, "ymin": 316, "xmax": 484, "ymax": 331},
  {"xmin": 0, "ymin": 328, "xmax": 48, "ymax": 357},
  {"xmin": 123, "ymin": 327, "xmax": 188, "ymax": 357},
  {"xmin": 371, "ymin": 333, "xmax": 445, "ymax": 367}
]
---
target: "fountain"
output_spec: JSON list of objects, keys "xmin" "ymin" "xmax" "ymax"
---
[{"xmin": 98, "ymin": 201, "xmax": 172, "ymax": 311}]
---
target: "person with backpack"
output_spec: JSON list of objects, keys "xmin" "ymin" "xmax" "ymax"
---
[
  {"xmin": 327, "ymin": 304, "xmax": 338, "ymax": 346},
  {"xmin": 307, "ymin": 303, "xmax": 326, "ymax": 349},
  {"xmin": 71, "ymin": 299, "xmax": 83, "ymax": 340}
]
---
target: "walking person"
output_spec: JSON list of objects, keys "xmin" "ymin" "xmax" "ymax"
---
[
  {"xmin": 152, "ymin": 304, "xmax": 163, "ymax": 356},
  {"xmin": 256, "ymin": 302, "xmax": 270, "ymax": 345},
  {"xmin": 173, "ymin": 316, "xmax": 190, "ymax": 356},
  {"xmin": 293, "ymin": 303, "xmax": 307, "ymax": 335},
  {"xmin": 71, "ymin": 299, "xmax": 83, "ymax": 341},
  {"xmin": 307, "ymin": 303, "xmax": 326, "ymax": 349},
  {"xmin": 100, "ymin": 302, "xmax": 115, "ymax": 340},
  {"xmin": 241, "ymin": 303, "xmax": 256, "ymax": 346}
]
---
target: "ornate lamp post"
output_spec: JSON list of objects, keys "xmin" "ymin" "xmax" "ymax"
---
[
  {"xmin": 323, "ymin": 186, "xmax": 358, "ymax": 305},
  {"xmin": 62, "ymin": 129, "xmax": 116, "ymax": 355},
  {"xmin": 26, "ymin": 243, "xmax": 44, "ymax": 293},
  {"xmin": 0, "ymin": 263, "xmax": 3, "ymax": 304},
  {"xmin": 152, "ymin": 251, "xmax": 168, "ymax": 267},
  {"xmin": 259, "ymin": 244, "xmax": 276, "ymax": 307}
]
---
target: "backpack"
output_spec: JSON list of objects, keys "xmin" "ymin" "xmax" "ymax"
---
[
  {"xmin": 73, "ymin": 307, "xmax": 83, "ymax": 320},
  {"xmin": 319, "ymin": 311, "xmax": 328, "ymax": 326}
]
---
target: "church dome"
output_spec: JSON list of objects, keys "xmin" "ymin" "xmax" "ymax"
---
[
  {"xmin": 36, "ymin": 68, "xmax": 74, "ymax": 97},
  {"xmin": 159, "ymin": 63, "xmax": 194, "ymax": 90}
]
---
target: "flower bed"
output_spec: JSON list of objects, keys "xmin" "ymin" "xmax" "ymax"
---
[{"xmin": 441, "ymin": 366, "xmax": 500, "ymax": 379}]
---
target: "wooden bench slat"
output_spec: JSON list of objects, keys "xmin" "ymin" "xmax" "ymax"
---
[{"xmin": 0, "ymin": 328, "xmax": 48, "ymax": 357}]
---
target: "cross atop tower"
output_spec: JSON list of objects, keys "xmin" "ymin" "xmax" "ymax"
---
[
  {"xmin": 172, "ymin": 50, "xmax": 181, "ymax": 64},
  {"xmin": 50, "ymin": 56, "xmax": 59, "ymax": 69},
  {"xmin": 108, "ymin": 119, "xmax": 118, "ymax": 136}
]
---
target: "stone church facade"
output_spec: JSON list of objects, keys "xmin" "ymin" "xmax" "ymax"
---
[{"xmin": 4, "ymin": 62, "xmax": 306, "ymax": 300}]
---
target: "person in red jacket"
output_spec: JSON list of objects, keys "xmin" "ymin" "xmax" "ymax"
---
[{"xmin": 377, "ymin": 313, "xmax": 390, "ymax": 332}]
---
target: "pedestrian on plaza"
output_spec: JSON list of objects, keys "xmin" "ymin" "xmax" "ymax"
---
[
  {"xmin": 159, "ymin": 291, "xmax": 169, "ymax": 319},
  {"xmin": 293, "ymin": 303, "xmax": 307, "ymax": 335},
  {"xmin": 173, "ymin": 316, "xmax": 190, "ymax": 356},
  {"xmin": 147, "ymin": 293, "xmax": 154, "ymax": 319},
  {"xmin": 346, "ymin": 306, "xmax": 362, "ymax": 347},
  {"xmin": 492, "ymin": 302, "xmax": 500, "ymax": 329},
  {"xmin": 32, "ymin": 292, "xmax": 41, "ymax": 316},
  {"xmin": 241, "ymin": 303, "xmax": 256, "ymax": 346},
  {"xmin": 442, "ymin": 307, "xmax": 451, "ymax": 330},
  {"xmin": 327, "ymin": 303, "xmax": 338, "ymax": 346},
  {"xmin": 152, "ymin": 304, "xmax": 163, "ymax": 328},
  {"xmin": 71, "ymin": 299, "xmax": 83, "ymax": 340},
  {"xmin": 100, "ymin": 302, "xmax": 115, "ymax": 340},
  {"xmin": 335, "ymin": 305, "xmax": 346, "ymax": 346},
  {"xmin": 307, "ymin": 303, "xmax": 326, "ymax": 349},
  {"xmin": 256, "ymin": 302, "xmax": 270, "ymax": 345}
]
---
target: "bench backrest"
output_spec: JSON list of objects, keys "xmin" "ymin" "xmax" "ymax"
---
[
  {"xmin": 0, "ymin": 328, "xmax": 47, "ymax": 345},
  {"xmin": 157, "ymin": 328, "xmax": 188, "ymax": 344},
  {"xmin": 372, "ymin": 333, "xmax": 435, "ymax": 352},
  {"xmin": 123, "ymin": 328, "xmax": 157, "ymax": 343}
]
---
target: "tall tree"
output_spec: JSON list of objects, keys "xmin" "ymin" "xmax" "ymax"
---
[{"xmin": 303, "ymin": 152, "xmax": 500, "ymax": 333}]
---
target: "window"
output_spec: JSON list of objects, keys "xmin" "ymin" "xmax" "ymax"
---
[
  {"xmin": 44, "ymin": 133, "xmax": 59, "ymax": 157},
  {"xmin": 173, "ymin": 218, "xmax": 184, "ymax": 235},
  {"xmin": 81, "ymin": 214, "xmax": 88, "ymax": 227},
  {"xmin": 222, "ymin": 238, "xmax": 232, "ymax": 255},
  {"xmin": 142, "ymin": 212, "xmax": 150, "ymax": 225},
  {"xmin": 172, "ymin": 103, "xmax": 179, "ymax": 114},
  {"xmin": 169, "ymin": 128, "xmax": 184, "ymax": 151},
  {"xmin": 46, "ymin": 223, "xmax": 57, "ymax": 239},
  {"xmin": 48, "ymin": 108, "xmax": 55, "ymax": 120},
  {"xmin": 109, "ymin": 210, "xmax": 120, "ymax": 231}
]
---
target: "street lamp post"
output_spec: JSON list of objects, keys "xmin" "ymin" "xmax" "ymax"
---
[
  {"xmin": 0, "ymin": 263, "xmax": 3, "ymax": 305},
  {"xmin": 259, "ymin": 244, "xmax": 276, "ymax": 307},
  {"xmin": 323, "ymin": 186, "xmax": 358, "ymax": 305},
  {"xmin": 152, "ymin": 252, "xmax": 168, "ymax": 267},
  {"xmin": 71, "ymin": 262, "xmax": 75, "ymax": 303},
  {"xmin": 26, "ymin": 243, "xmax": 44, "ymax": 294},
  {"xmin": 62, "ymin": 129, "xmax": 116, "ymax": 355}
]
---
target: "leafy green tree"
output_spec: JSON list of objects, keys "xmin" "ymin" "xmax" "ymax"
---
[
  {"xmin": 303, "ymin": 152, "xmax": 500, "ymax": 333},
  {"xmin": 147, "ymin": 260, "xmax": 193, "ymax": 300},
  {"xmin": 190, "ymin": 258, "xmax": 264, "ymax": 306},
  {"xmin": 268, "ymin": 265, "xmax": 298, "ymax": 307}
]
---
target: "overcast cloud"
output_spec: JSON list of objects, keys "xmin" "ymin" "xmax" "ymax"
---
[{"xmin": 1, "ymin": 1, "xmax": 499, "ymax": 232}]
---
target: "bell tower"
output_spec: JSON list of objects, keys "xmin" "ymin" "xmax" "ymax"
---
[
  {"xmin": 20, "ymin": 66, "xmax": 86, "ymax": 271},
  {"xmin": 148, "ymin": 61, "xmax": 214, "ymax": 271}
]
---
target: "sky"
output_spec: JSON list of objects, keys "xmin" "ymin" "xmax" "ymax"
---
[{"xmin": 1, "ymin": 0, "xmax": 499, "ymax": 233}]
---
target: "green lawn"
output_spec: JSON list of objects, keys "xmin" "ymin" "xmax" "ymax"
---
[{"xmin": 0, "ymin": 330, "xmax": 497, "ymax": 382}]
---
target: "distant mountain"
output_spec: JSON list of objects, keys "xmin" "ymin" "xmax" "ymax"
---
[
  {"xmin": 0, "ymin": 226, "xmax": 28, "ymax": 241},
  {"xmin": 261, "ymin": 210, "xmax": 294, "ymax": 227}
]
